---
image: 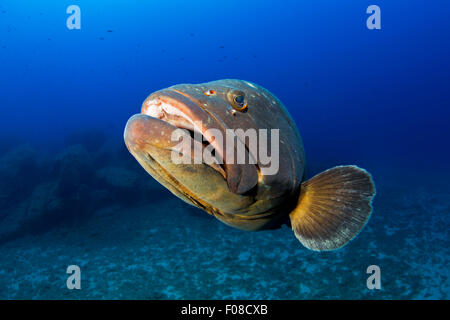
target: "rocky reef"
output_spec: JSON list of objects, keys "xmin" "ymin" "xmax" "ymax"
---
[{"xmin": 0, "ymin": 130, "xmax": 158, "ymax": 244}]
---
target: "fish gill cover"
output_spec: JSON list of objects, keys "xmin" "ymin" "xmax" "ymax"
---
[{"xmin": 0, "ymin": 0, "xmax": 448, "ymax": 299}]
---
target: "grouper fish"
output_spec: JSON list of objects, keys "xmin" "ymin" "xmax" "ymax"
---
[{"xmin": 124, "ymin": 79, "xmax": 376, "ymax": 251}]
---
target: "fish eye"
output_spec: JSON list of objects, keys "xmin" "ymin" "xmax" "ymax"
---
[
  {"xmin": 234, "ymin": 95, "xmax": 245, "ymax": 106},
  {"xmin": 229, "ymin": 91, "xmax": 248, "ymax": 111}
]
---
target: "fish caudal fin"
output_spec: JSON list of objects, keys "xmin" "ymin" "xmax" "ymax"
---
[{"xmin": 289, "ymin": 165, "xmax": 376, "ymax": 251}]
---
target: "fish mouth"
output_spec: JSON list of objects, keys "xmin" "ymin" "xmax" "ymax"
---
[
  {"xmin": 124, "ymin": 112, "xmax": 224, "ymax": 211},
  {"xmin": 124, "ymin": 88, "xmax": 259, "ymax": 195},
  {"xmin": 137, "ymin": 89, "xmax": 227, "ymax": 178}
]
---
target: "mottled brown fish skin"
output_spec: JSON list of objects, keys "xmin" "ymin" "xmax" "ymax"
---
[
  {"xmin": 125, "ymin": 79, "xmax": 306, "ymax": 231},
  {"xmin": 125, "ymin": 79, "xmax": 376, "ymax": 251}
]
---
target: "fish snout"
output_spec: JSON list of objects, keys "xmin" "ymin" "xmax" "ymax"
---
[
  {"xmin": 124, "ymin": 113, "xmax": 159, "ymax": 153},
  {"xmin": 124, "ymin": 114, "xmax": 145, "ymax": 150},
  {"xmin": 124, "ymin": 113, "xmax": 180, "ymax": 153}
]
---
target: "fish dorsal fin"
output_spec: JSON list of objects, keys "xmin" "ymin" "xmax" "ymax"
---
[{"xmin": 289, "ymin": 165, "xmax": 376, "ymax": 251}]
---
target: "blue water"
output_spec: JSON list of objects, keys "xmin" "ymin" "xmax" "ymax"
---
[{"xmin": 0, "ymin": 0, "xmax": 449, "ymax": 299}]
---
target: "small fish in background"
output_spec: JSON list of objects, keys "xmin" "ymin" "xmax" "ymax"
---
[
  {"xmin": 106, "ymin": 30, "xmax": 113, "ymax": 33},
  {"xmin": 219, "ymin": 45, "xmax": 225, "ymax": 49},
  {"xmin": 124, "ymin": 79, "xmax": 376, "ymax": 251},
  {"xmin": 99, "ymin": 37, "xmax": 105, "ymax": 41}
]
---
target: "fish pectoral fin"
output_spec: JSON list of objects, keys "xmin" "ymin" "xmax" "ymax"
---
[{"xmin": 289, "ymin": 165, "xmax": 376, "ymax": 251}]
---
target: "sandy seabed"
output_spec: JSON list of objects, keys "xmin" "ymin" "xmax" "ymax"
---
[{"xmin": 0, "ymin": 179, "xmax": 448, "ymax": 299}]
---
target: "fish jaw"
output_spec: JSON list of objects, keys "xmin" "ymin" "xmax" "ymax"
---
[
  {"xmin": 124, "ymin": 114, "xmax": 290, "ymax": 231},
  {"xmin": 139, "ymin": 88, "xmax": 259, "ymax": 195},
  {"xmin": 124, "ymin": 113, "xmax": 254, "ymax": 215}
]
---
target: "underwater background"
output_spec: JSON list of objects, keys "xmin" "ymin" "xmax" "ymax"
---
[{"xmin": 0, "ymin": 0, "xmax": 449, "ymax": 299}]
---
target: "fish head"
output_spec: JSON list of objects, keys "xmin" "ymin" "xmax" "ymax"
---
[{"xmin": 124, "ymin": 80, "xmax": 305, "ymax": 227}]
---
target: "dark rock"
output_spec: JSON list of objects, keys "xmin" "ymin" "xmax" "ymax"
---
[
  {"xmin": 0, "ymin": 179, "xmax": 92, "ymax": 243},
  {"xmin": 53, "ymin": 144, "xmax": 94, "ymax": 197},
  {"xmin": 0, "ymin": 145, "xmax": 38, "ymax": 212},
  {"xmin": 95, "ymin": 166, "xmax": 140, "ymax": 204},
  {"xmin": 96, "ymin": 166, "xmax": 138, "ymax": 189}
]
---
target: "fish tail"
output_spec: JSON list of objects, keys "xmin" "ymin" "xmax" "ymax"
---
[{"xmin": 289, "ymin": 165, "xmax": 376, "ymax": 251}]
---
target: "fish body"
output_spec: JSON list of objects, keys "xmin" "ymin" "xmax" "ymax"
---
[{"xmin": 124, "ymin": 79, "xmax": 375, "ymax": 251}]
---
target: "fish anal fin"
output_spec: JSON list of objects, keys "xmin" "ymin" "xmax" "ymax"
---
[{"xmin": 289, "ymin": 165, "xmax": 376, "ymax": 251}]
